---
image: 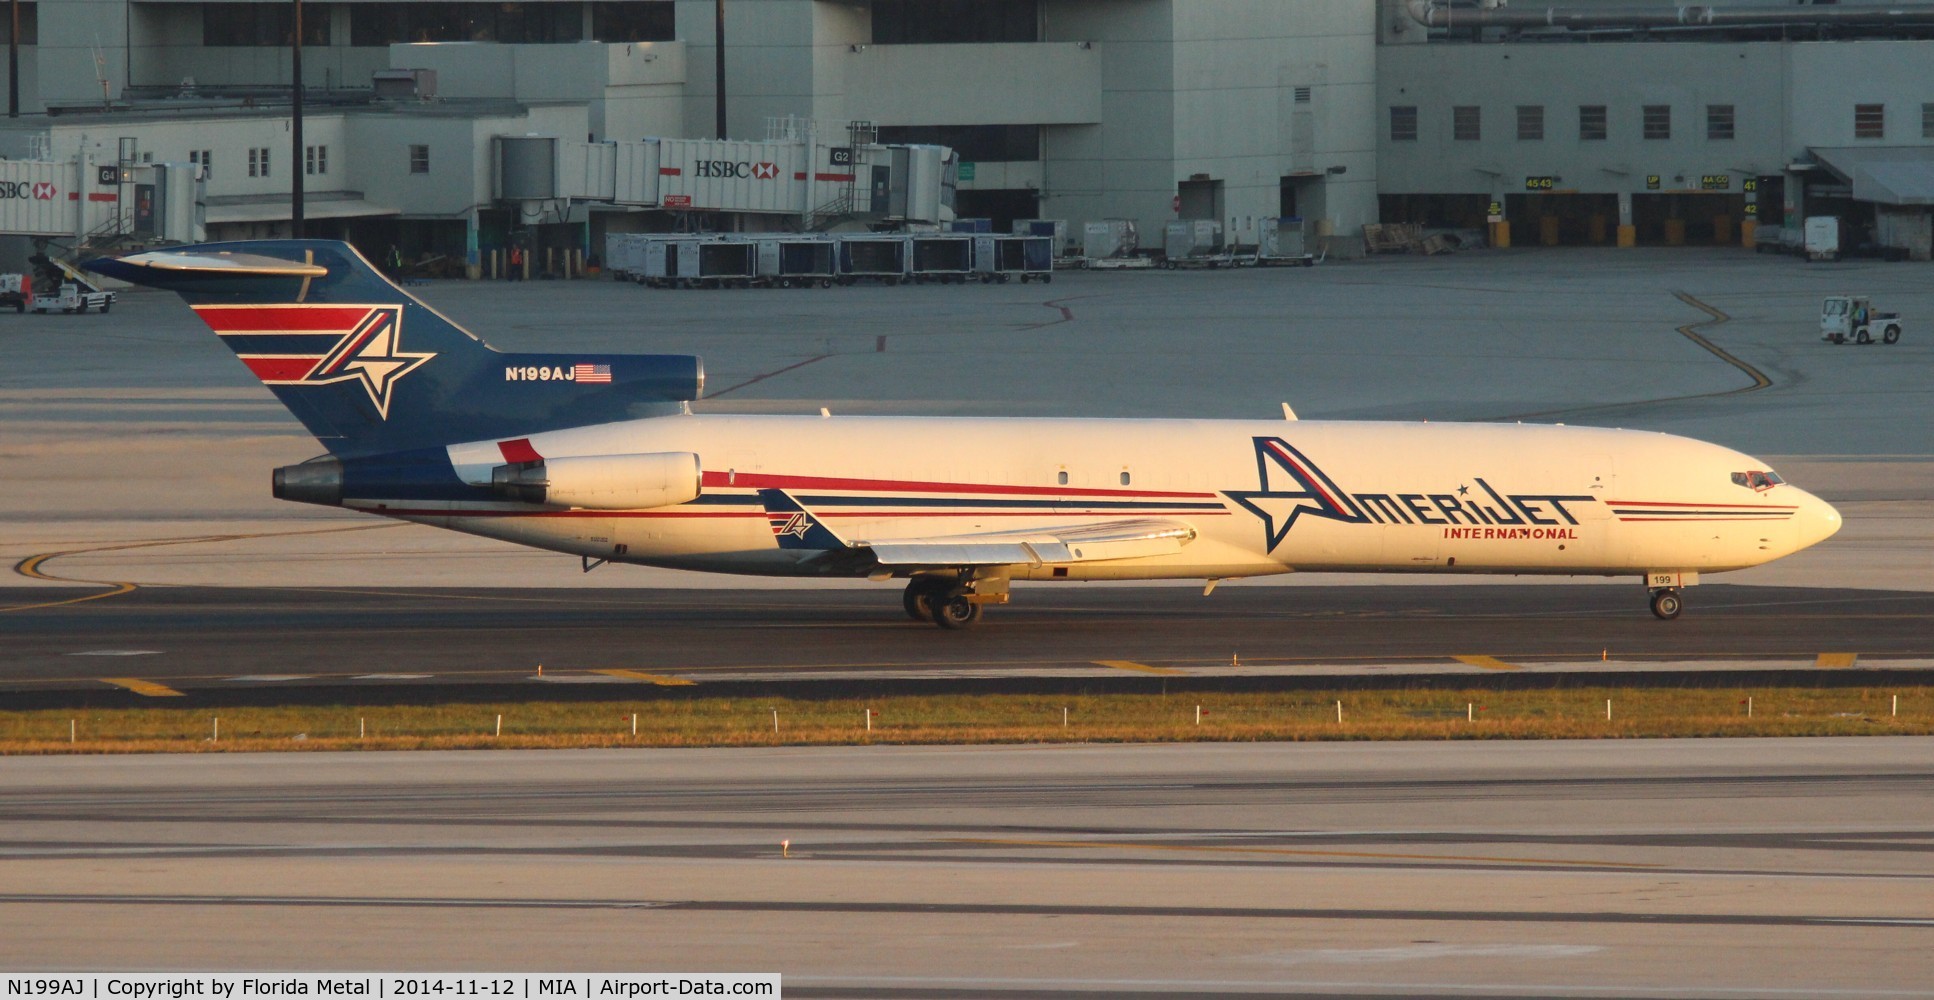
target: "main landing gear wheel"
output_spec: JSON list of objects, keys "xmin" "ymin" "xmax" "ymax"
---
[
  {"xmin": 902, "ymin": 578, "xmax": 948, "ymax": 623},
  {"xmin": 1649, "ymin": 589, "xmax": 1683, "ymax": 620},
  {"xmin": 932, "ymin": 588, "xmax": 984, "ymax": 630}
]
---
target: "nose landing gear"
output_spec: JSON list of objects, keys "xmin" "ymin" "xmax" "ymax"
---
[{"xmin": 1649, "ymin": 588, "xmax": 1683, "ymax": 620}]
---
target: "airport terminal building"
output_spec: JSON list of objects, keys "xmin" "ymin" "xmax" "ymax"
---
[{"xmin": 0, "ymin": 0, "xmax": 1928, "ymax": 262}]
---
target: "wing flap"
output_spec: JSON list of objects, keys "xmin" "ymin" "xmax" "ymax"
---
[{"xmin": 861, "ymin": 518, "xmax": 1196, "ymax": 568}]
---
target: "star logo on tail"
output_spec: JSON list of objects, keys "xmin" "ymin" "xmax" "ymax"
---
[
  {"xmin": 303, "ymin": 307, "xmax": 434, "ymax": 419},
  {"xmin": 1222, "ymin": 437, "xmax": 1368, "ymax": 551}
]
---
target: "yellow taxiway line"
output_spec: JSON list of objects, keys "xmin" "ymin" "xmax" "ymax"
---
[
  {"xmin": 100, "ymin": 677, "xmax": 185, "ymax": 697},
  {"xmin": 1454, "ymin": 655, "xmax": 1522, "ymax": 671},
  {"xmin": 590, "ymin": 669, "xmax": 697, "ymax": 686},
  {"xmin": 1094, "ymin": 660, "xmax": 1186, "ymax": 675}
]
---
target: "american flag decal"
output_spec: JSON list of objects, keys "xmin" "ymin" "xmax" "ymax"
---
[{"xmin": 573, "ymin": 363, "xmax": 612, "ymax": 384}]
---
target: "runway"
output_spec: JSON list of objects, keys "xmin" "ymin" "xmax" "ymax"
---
[
  {"xmin": 1, "ymin": 738, "xmax": 1930, "ymax": 997},
  {"xmin": 2, "ymin": 583, "xmax": 1930, "ymax": 706}
]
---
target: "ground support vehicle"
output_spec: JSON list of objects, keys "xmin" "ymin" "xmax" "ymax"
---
[
  {"xmin": 28, "ymin": 281, "xmax": 116, "ymax": 313},
  {"xmin": 1821, "ymin": 295, "xmax": 1904, "ymax": 345},
  {"xmin": 972, "ymin": 235, "xmax": 1054, "ymax": 284},
  {"xmin": 0, "ymin": 273, "xmax": 30, "ymax": 312},
  {"xmin": 23, "ymin": 258, "xmax": 116, "ymax": 313}
]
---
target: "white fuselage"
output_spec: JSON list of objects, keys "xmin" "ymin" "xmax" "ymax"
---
[{"xmin": 350, "ymin": 415, "xmax": 1840, "ymax": 582}]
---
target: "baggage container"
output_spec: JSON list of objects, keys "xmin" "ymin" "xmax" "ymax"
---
[
  {"xmin": 603, "ymin": 232, "xmax": 649, "ymax": 280},
  {"xmin": 697, "ymin": 241, "xmax": 756, "ymax": 287},
  {"xmin": 1254, "ymin": 216, "xmax": 1317, "ymax": 267},
  {"xmin": 951, "ymin": 218, "xmax": 993, "ymax": 234},
  {"xmin": 1012, "ymin": 219, "xmax": 1069, "ymax": 253},
  {"xmin": 972, "ymin": 235, "xmax": 1054, "ymax": 283},
  {"xmin": 911, "ymin": 234, "xmax": 974, "ymax": 283},
  {"xmin": 1082, "ymin": 219, "xmax": 1138, "ymax": 259},
  {"xmin": 640, "ymin": 235, "xmax": 713, "ymax": 288},
  {"xmin": 1163, "ymin": 219, "xmax": 1223, "ymax": 260},
  {"xmin": 752, "ymin": 236, "xmax": 837, "ymax": 287},
  {"xmin": 837, "ymin": 234, "xmax": 911, "ymax": 284}
]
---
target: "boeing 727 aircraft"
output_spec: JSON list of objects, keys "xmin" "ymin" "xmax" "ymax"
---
[{"xmin": 90, "ymin": 241, "xmax": 1841, "ymax": 628}]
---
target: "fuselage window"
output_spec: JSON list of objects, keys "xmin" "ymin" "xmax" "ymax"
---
[
  {"xmin": 1120, "ymin": 471, "xmax": 1131, "ymax": 486},
  {"xmin": 1057, "ymin": 470, "xmax": 1069, "ymax": 486}
]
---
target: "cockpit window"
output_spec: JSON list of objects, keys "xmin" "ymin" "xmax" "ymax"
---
[{"xmin": 1731, "ymin": 470, "xmax": 1783, "ymax": 491}]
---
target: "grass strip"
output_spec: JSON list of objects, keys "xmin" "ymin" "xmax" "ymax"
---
[{"xmin": 1, "ymin": 685, "xmax": 1928, "ymax": 755}]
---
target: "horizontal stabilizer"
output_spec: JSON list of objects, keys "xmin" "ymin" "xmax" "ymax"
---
[{"xmin": 90, "ymin": 250, "xmax": 328, "ymax": 278}]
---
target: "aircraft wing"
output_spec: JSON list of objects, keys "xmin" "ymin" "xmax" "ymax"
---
[{"xmin": 758, "ymin": 490, "xmax": 1196, "ymax": 569}]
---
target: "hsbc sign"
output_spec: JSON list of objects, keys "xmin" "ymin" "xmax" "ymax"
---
[
  {"xmin": 0, "ymin": 181, "xmax": 56, "ymax": 200},
  {"xmin": 693, "ymin": 160, "xmax": 780, "ymax": 180}
]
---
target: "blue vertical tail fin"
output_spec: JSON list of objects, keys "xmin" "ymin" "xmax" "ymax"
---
[{"xmin": 86, "ymin": 240, "xmax": 703, "ymax": 457}]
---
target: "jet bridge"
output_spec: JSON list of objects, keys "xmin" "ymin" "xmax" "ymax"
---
[
  {"xmin": 0, "ymin": 157, "xmax": 204, "ymax": 244},
  {"xmin": 495, "ymin": 133, "xmax": 957, "ymax": 228}
]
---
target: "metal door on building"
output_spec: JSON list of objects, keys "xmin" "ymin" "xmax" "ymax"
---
[{"xmin": 1178, "ymin": 179, "xmax": 1222, "ymax": 223}]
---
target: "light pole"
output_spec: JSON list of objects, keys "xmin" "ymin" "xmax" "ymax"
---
[
  {"xmin": 9, "ymin": 0, "xmax": 20, "ymax": 118},
  {"xmin": 291, "ymin": 0, "xmax": 305, "ymax": 237},
  {"xmin": 714, "ymin": 0, "xmax": 726, "ymax": 139}
]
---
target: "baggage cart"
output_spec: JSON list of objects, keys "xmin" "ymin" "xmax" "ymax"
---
[
  {"xmin": 752, "ymin": 236, "xmax": 837, "ymax": 288},
  {"xmin": 838, "ymin": 234, "xmax": 912, "ymax": 285},
  {"xmin": 972, "ymin": 235, "xmax": 1054, "ymax": 284},
  {"xmin": 696, "ymin": 241, "xmax": 756, "ymax": 289},
  {"xmin": 910, "ymin": 234, "xmax": 975, "ymax": 284},
  {"xmin": 640, "ymin": 235, "xmax": 712, "ymax": 288}
]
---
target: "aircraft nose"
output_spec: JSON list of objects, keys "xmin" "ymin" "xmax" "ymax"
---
[{"xmin": 1792, "ymin": 488, "xmax": 1842, "ymax": 551}]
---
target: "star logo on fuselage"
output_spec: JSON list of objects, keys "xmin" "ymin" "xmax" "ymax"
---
[
  {"xmin": 302, "ymin": 307, "xmax": 434, "ymax": 419},
  {"xmin": 1222, "ymin": 437, "xmax": 1368, "ymax": 551}
]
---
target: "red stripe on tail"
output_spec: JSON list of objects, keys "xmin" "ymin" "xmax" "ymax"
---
[
  {"xmin": 192, "ymin": 306, "xmax": 375, "ymax": 333},
  {"xmin": 239, "ymin": 357, "xmax": 322, "ymax": 381}
]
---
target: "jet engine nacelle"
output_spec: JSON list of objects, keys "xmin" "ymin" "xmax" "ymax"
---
[{"xmin": 492, "ymin": 451, "xmax": 701, "ymax": 510}]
